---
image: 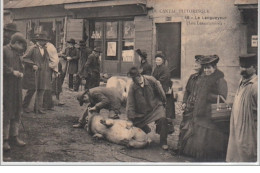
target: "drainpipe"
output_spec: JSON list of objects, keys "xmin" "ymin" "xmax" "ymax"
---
[{"xmin": 62, "ymin": 15, "xmax": 68, "ymax": 52}]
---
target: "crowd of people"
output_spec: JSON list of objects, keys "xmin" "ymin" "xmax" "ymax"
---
[{"xmin": 2, "ymin": 22, "xmax": 257, "ymax": 163}]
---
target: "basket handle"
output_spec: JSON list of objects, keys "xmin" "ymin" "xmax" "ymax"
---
[{"xmin": 217, "ymin": 95, "xmax": 232, "ymax": 110}]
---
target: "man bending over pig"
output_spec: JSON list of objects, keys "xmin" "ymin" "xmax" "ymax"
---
[
  {"xmin": 73, "ymin": 87, "xmax": 123, "ymax": 128},
  {"xmin": 126, "ymin": 67, "xmax": 169, "ymax": 150}
]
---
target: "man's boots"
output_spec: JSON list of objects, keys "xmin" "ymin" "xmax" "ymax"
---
[
  {"xmin": 10, "ymin": 136, "xmax": 26, "ymax": 147},
  {"xmin": 3, "ymin": 140, "xmax": 11, "ymax": 151}
]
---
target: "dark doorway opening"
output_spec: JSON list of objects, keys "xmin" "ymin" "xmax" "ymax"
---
[{"xmin": 156, "ymin": 23, "xmax": 181, "ymax": 79}]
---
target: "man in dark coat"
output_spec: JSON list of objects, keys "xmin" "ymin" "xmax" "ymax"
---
[
  {"xmin": 64, "ymin": 38, "xmax": 78, "ymax": 90},
  {"xmin": 74, "ymin": 40, "xmax": 92, "ymax": 91},
  {"xmin": 3, "ymin": 23, "xmax": 18, "ymax": 46},
  {"xmin": 84, "ymin": 47, "xmax": 101, "ymax": 89},
  {"xmin": 3, "ymin": 33, "xmax": 27, "ymax": 153},
  {"xmin": 136, "ymin": 49, "xmax": 152, "ymax": 75},
  {"xmin": 22, "ymin": 32, "xmax": 52, "ymax": 114},
  {"xmin": 126, "ymin": 67, "xmax": 169, "ymax": 150},
  {"xmin": 73, "ymin": 87, "xmax": 123, "ymax": 128}
]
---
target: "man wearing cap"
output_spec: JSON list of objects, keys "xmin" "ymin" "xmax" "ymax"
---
[
  {"xmin": 136, "ymin": 49, "xmax": 152, "ymax": 75},
  {"xmin": 3, "ymin": 23, "xmax": 18, "ymax": 46},
  {"xmin": 226, "ymin": 54, "xmax": 258, "ymax": 162},
  {"xmin": 84, "ymin": 47, "xmax": 102, "ymax": 89},
  {"xmin": 64, "ymin": 38, "xmax": 78, "ymax": 91},
  {"xmin": 73, "ymin": 87, "xmax": 122, "ymax": 128},
  {"xmin": 3, "ymin": 33, "xmax": 27, "ymax": 155},
  {"xmin": 74, "ymin": 40, "xmax": 92, "ymax": 91},
  {"xmin": 126, "ymin": 67, "xmax": 169, "ymax": 150},
  {"xmin": 22, "ymin": 32, "xmax": 52, "ymax": 114}
]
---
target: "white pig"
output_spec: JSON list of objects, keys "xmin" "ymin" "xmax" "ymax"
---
[{"xmin": 87, "ymin": 110, "xmax": 151, "ymax": 148}]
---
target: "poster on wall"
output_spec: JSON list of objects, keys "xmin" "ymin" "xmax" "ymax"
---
[
  {"xmin": 106, "ymin": 22, "xmax": 118, "ymax": 38},
  {"xmin": 107, "ymin": 41, "xmax": 117, "ymax": 56},
  {"xmin": 122, "ymin": 50, "xmax": 134, "ymax": 62}
]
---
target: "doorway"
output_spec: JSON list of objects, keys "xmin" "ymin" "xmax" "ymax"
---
[{"xmin": 156, "ymin": 22, "xmax": 181, "ymax": 79}]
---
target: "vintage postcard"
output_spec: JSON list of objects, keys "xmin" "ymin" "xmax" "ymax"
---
[{"xmin": 0, "ymin": 0, "xmax": 259, "ymax": 166}]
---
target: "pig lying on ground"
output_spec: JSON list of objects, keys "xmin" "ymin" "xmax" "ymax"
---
[{"xmin": 87, "ymin": 110, "xmax": 151, "ymax": 148}]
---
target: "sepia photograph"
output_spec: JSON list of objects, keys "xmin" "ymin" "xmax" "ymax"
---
[{"xmin": 0, "ymin": 0, "xmax": 259, "ymax": 166}]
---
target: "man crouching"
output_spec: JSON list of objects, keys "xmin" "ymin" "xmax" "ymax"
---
[
  {"xmin": 73, "ymin": 87, "xmax": 123, "ymax": 128},
  {"xmin": 126, "ymin": 67, "xmax": 169, "ymax": 150}
]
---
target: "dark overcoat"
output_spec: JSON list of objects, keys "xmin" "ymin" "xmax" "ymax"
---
[
  {"xmin": 152, "ymin": 64, "xmax": 172, "ymax": 93},
  {"xmin": 152, "ymin": 64, "xmax": 175, "ymax": 119},
  {"xmin": 65, "ymin": 47, "xmax": 78, "ymax": 74},
  {"xmin": 182, "ymin": 73, "xmax": 201, "ymax": 112},
  {"xmin": 179, "ymin": 69, "xmax": 229, "ymax": 160},
  {"xmin": 84, "ymin": 52, "xmax": 101, "ymax": 88},
  {"xmin": 88, "ymin": 87, "xmax": 122, "ymax": 114},
  {"xmin": 85, "ymin": 52, "xmax": 100, "ymax": 74},
  {"xmin": 77, "ymin": 46, "xmax": 92, "ymax": 78},
  {"xmin": 22, "ymin": 45, "xmax": 52, "ymax": 90},
  {"xmin": 192, "ymin": 69, "xmax": 228, "ymax": 123},
  {"xmin": 3, "ymin": 45, "xmax": 24, "ymax": 120},
  {"xmin": 126, "ymin": 75, "xmax": 166, "ymax": 127},
  {"xmin": 140, "ymin": 60, "xmax": 152, "ymax": 75}
]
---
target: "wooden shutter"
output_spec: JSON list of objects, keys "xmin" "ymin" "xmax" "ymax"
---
[
  {"xmin": 66, "ymin": 18, "xmax": 83, "ymax": 42},
  {"xmin": 134, "ymin": 16, "xmax": 153, "ymax": 66}
]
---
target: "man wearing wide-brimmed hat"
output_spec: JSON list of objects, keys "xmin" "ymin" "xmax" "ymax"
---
[
  {"xmin": 74, "ymin": 40, "xmax": 92, "ymax": 91},
  {"xmin": 3, "ymin": 33, "xmax": 27, "ymax": 158},
  {"xmin": 22, "ymin": 32, "xmax": 52, "ymax": 114},
  {"xmin": 226, "ymin": 54, "xmax": 258, "ymax": 162},
  {"xmin": 64, "ymin": 38, "xmax": 78, "ymax": 91},
  {"xmin": 3, "ymin": 23, "xmax": 19, "ymax": 45},
  {"xmin": 84, "ymin": 47, "xmax": 102, "ymax": 89}
]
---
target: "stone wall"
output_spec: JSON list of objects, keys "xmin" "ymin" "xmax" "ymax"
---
[{"xmin": 148, "ymin": 0, "xmax": 244, "ymax": 100}]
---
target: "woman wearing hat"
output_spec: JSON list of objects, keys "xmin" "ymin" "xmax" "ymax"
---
[
  {"xmin": 152, "ymin": 53, "xmax": 175, "ymax": 134},
  {"xmin": 177, "ymin": 55, "xmax": 203, "ymax": 153},
  {"xmin": 181, "ymin": 55, "xmax": 229, "ymax": 161},
  {"xmin": 136, "ymin": 49, "xmax": 152, "ymax": 75}
]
